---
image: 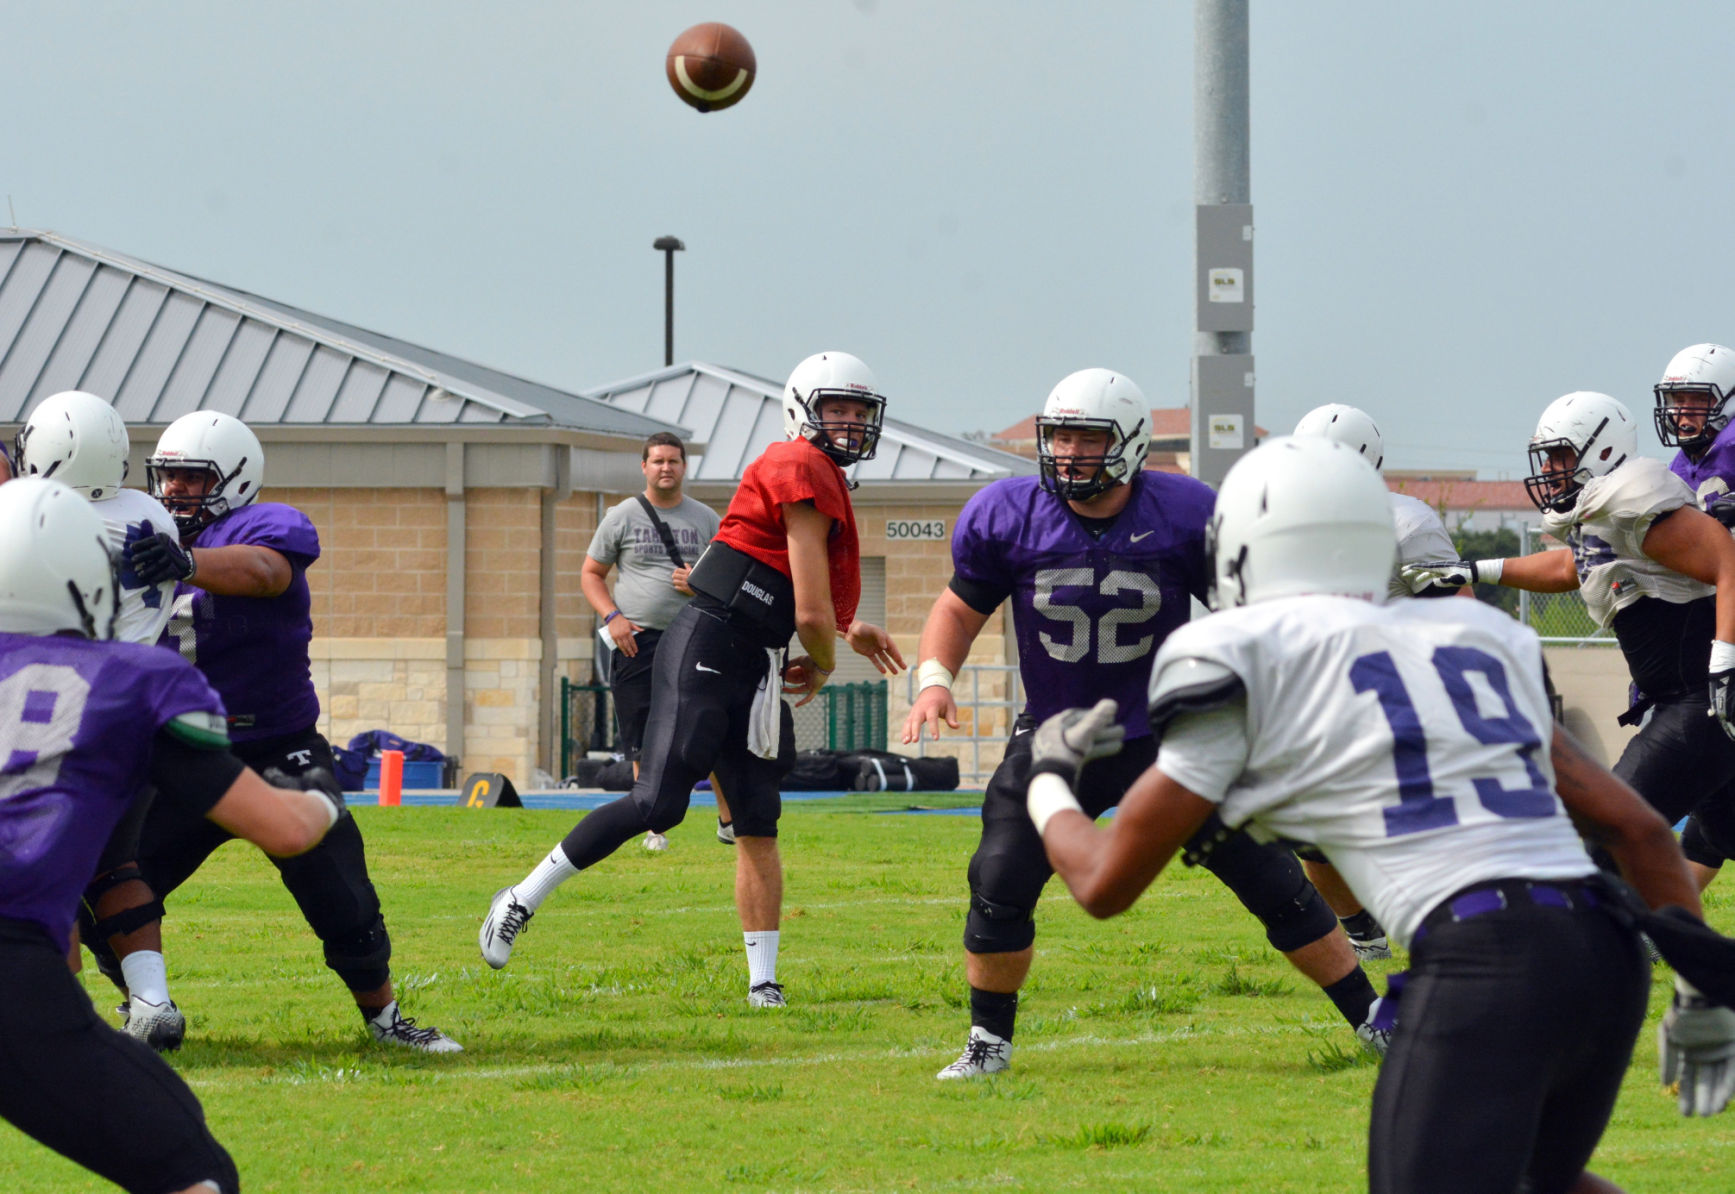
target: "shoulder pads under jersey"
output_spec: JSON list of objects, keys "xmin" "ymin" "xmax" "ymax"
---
[{"xmin": 1147, "ymin": 655, "xmax": 1245, "ymax": 736}]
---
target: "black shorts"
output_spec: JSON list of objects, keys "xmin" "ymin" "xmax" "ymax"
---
[
  {"xmin": 1369, "ymin": 880, "xmax": 1648, "ymax": 1194},
  {"xmin": 0, "ymin": 919, "xmax": 237, "ymax": 1194},
  {"xmin": 610, "ymin": 628, "xmax": 664, "ymax": 760}
]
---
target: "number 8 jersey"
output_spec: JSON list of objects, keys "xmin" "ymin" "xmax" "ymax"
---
[
  {"xmin": 950, "ymin": 472, "xmax": 1215, "ymax": 738},
  {"xmin": 1148, "ymin": 595, "xmax": 1595, "ymax": 949}
]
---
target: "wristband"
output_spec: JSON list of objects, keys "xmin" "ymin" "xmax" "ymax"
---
[
  {"xmin": 1472, "ymin": 559, "xmax": 1504, "ymax": 585},
  {"xmin": 603, "ymin": 610, "xmax": 622, "ymax": 625},
  {"xmin": 814, "ymin": 664, "xmax": 833, "ymax": 676},
  {"xmin": 1028, "ymin": 771, "xmax": 1085, "ymax": 837},
  {"xmin": 1713, "ymin": 641, "xmax": 1735, "ymax": 672},
  {"xmin": 916, "ymin": 659, "xmax": 955, "ymax": 693},
  {"xmin": 318, "ymin": 791, "xmax": 342, "ymax": 831}
]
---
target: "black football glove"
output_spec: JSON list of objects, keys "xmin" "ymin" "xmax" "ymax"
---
[
  {"xmin": 127, "ymin": 531, "xmax": 196, "ymax": 585},
  {"xmin": 1707, "ymin": 496, "xmax": 1735, "ymax": 530},
  {"xmin": 262, "ymin": 766, "xmax": 350, "ymax": 826}
]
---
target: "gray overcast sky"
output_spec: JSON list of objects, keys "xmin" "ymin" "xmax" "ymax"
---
[{"xmin": 5, "ymin": 2, "xmax": 1729, "ymax": 475}]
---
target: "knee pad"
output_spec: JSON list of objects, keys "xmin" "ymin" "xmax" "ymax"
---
[
  {"xmin": 1681, "ymin": 816, "xmax": 1731, "ymax": 869},
  {"xmin": 964, "ymin": 890, "xmax": 1036, "ymax": 955},
  {"xmin": 322, "ymin": 914, "xmax": 392, "ymax": 992},
  {"xmin": 1205, "ymin": 835, "xmax": 1338, "ymax": 953},
  {"xmin": 80, "ymin": 864, "xmax": 166, "ymax": 945},
  {"xmin": 89, "ymin": 901, "xmax": 166, "ymax": 943}
]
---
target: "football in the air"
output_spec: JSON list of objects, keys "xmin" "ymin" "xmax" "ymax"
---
[{"xmin": 665, "ymin": 22, "xmax": 756, "ymax": 113}]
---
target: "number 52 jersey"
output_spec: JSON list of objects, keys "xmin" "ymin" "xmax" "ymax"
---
[
  {"xmin": 950, "ymin": 472, "xmax": 1215, "ymax": 738},
  {"xmin": 1149, "ymin": 596, "xmax": 1595, "ymax": 949}
]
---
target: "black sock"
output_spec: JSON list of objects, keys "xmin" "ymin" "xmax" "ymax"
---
[
  {"xmin": 1340, "ymin": 910, "xmax": 1381, "ymax": 940},
  {"xmin": 970, "ymin": 987, "xmax": 1019, "ymax": 1040},
  {"xmin": 1322, "ymin": 968, "xmax": 1377, "ymax": 1028}
]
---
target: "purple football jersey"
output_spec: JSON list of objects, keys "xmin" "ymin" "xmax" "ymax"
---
[
  {"xmin": 0, "ymin": 632, "xmax": 226, "ymax": 952},
  {"xmin": 1671, "ymin": 424, "xmax": 1735, "ymax": 511},
  {"xmin": 160, "ymin": 502, "xmax": 321, "ymax": 742},
  {"xmin": 953, "ymin": 473, "xmax": 1215, "ymax": 738}
]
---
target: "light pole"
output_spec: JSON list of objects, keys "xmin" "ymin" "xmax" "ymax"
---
[{"xmin": 653, "ymin": 236, "xmax": 685, "ymax": 366}]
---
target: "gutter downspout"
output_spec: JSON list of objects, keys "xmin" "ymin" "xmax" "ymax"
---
[{"xmin": 445, "ymin": 442, "xmax": 467, "ymax": 768}]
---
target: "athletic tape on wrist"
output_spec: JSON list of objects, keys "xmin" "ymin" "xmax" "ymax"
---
[
  {"xmin": 916, "ymin": 659, "xmax": 954, "ymax": 692},
  {"xmin": 1027, "ymin": 771, "xmax": 1084, "ymax": 837},
  {"xmin": 1712, "ymin": 641, "xmax": 1735, "ymax": 673},
  {"xmin": 1473, "ymin": 558, "xmax": 1504, "ymax": 585}
]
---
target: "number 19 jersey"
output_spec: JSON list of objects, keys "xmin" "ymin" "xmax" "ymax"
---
[
  {"xmin": 1150, "ymin": 596, "xmax": 1595, "ymax": 948},
  {"xmin": 952, "ymin": 472, "xmax": 1214, "ymax": 738}
]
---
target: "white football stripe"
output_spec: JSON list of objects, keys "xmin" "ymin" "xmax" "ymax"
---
[{"xmin": 674, "ymin": 57, "xmax": 748, "ymax": 101}]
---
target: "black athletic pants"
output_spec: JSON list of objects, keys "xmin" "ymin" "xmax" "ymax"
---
[
  {"xmin": 561, "ymin": 604, "xmax": 792, "ymax": 868},
  {"xmin": 610, "ymin": 627, "xmax": 662, "ymax": 761},
  {"xmin": 964, "ymin": 716, "xmax": 1333, "ymax": 956},
  {"xmin": 1369, "ymin": 882, "xmax": 1647, "ymax": 1194},
  {"xmin": 1613, "ymin": 697, "xmax": 1735, "ymax": 867},
  {"xmin": 0, "ymin": 919, "xmax": 238, "ymax": 1194},
  {"xmin": 134, "ymin": 726, "xmax": 393, "ymax": 993}
]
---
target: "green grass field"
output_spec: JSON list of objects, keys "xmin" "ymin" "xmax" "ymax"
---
[{"xmin": 8, "ymin": 801, "xmax": 1731, "ymax": 1193}]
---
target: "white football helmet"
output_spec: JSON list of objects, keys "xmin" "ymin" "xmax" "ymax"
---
[
  {"xmin": 781, "ymin": 351, "xmax": 886, "ymax": 465},
  {"xmin": 1208, "ymin": 436, "xmax": 1396, "ymax": 609},
  {"xmin": 1036, "ymin": 368, "xmax": 1151, "ymax": 501},
  {"xmin": 1524, "ymin": 391, "xmax": 1637, "ymax": 514},
  {"xmin": 15, "ymin": 390, "xmax": 130, "ymax": 501},
  {"xmin": 1293, "ymin": 403, "xmax": 1384, "ymax": 470},
  {"xmin": 0, "ymin": 478, "xmax": 118, "ymax": 639},
  {"xmin": 146, "ymin": 411, "xmax": 264, "ymax": 535},
  {"xmin": 1653, "ymin": 343, "xmax": 1735, "ymax": 451}
]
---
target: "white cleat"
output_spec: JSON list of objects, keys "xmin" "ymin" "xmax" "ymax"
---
[
  {"xmin": 479, "ymin": 886, "xmax": 533, "ymax": 969},
  {"xmin": 936, "ymin": 1026, "xmax": 1011, "ymax": 1079},
  {"xmin": 368, "ymin": 1003, "xmax": 463, "ymax": 1053},
  {"xmin": 123, "ymin": 997, "xmax": 186, "ymax": 1052},
  {"xmin": 716, "ymin": 820, "xmax": 736, "ymax": 846},
  {"xmin": 1357, "ymin": 997, "xmax": 1392, "ymax": 1057},
  {"xmin": 643, "ymin": 831, "xmax": 669, "ymax": 852},
  {"xmin": 748, "ymin": 981, "xmax": 786, "ymax": 1008},
  {"xmin": 1349, "ymin": 932, "xmax": 1393, "ymax": 962}
]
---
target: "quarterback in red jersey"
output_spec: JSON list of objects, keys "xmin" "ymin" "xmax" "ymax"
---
[{"xmin": 482, "ymin": 352, "xmax": 903, "ymax": 1006}]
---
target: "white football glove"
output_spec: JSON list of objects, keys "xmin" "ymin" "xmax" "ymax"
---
[
  {"xmin": 1659, "ymin": 990, "xmax": 1735, "ymax": 1116},
  {"xmin": 1030, "ymin": 699, "xmax": 1124, "ymax": 786},
  {"xmin": 1401, "ymin": 560, "xmax": 1475, "ymax": 596},
  {"xmin": 1709, "ymin": 641, "xmax": 1735, "ymax": 741}
]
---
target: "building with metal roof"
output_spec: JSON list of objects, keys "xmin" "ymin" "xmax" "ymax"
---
[{"xmin": 583, "ymin": 361, "xmax": 1036, "ymax": 500}]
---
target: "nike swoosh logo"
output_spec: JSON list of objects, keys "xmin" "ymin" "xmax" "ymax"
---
[
  {"xmin": 695, "ymin": 663, "xmax": 722, "ymax": 674},
  {"xmin": 1129, "ymin": 531, "xmax": 1154, "ymax": 543}
]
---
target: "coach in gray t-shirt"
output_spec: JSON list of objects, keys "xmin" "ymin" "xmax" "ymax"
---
[{"xmin": 582, "ymin": 432, "xmax": 730, "ymax": 840}]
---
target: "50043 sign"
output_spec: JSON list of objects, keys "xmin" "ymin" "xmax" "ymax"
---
[{"xmin": 885, "ymin": 519, "xmax": 946, "ymax": 542}]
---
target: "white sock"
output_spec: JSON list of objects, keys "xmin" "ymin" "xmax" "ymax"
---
[
  {"xmin": 744, "ymin": 930, "xmax": 779, "ymax": 988},
  {"xmin": 119, "ymin": 950, "xmax": 170, "ymax": 1006},
  {"xmin": 517, "ymin": 846, "xmax": 579, "ymax": 911}
]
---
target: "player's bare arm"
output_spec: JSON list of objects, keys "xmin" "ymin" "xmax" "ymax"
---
[
  {"xmin": 782, "ymin": 498, "xmax": 837, "ymax": 705},
  {"xmin": 1038, "ymin": 762, "xmax": 1215, "ymax": 919},
  {"xmin": 1491, "ymin": 546, "xmax": 1580, "ymax": 592},
  {"xmin": 900, "ymin": 588, "xmax": 991, "ymax": 742},
  {"xmin": 186, "ymin": 543, "xmax": 293, "ymax": 598},
  {"xmin": 1549, "ymin": 724, "xmax": 1703, "ymax": 916},
  {"xmin": 581, "ymin": 555, "xmax": 642, "ymax": 658},
  {"xmin": 205, "ymin": 766, "xmax": 344, "ymax": 858},
  {"xmin": 1640, "ymin": 504, "xmax": 1735, "ymax": 643}
]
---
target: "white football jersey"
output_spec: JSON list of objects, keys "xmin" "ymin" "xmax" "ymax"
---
[
  {"xmin": 1540, "ymin": 457, "xmax": 1710, "ymax": 628},
  {"xmin": 95, "ymin": 487, "xmax": 180, "ymax": 645},
  {"xmin": 1387, "ymin": 491, "xmax": 1460, "ymax": 600},
  {"xmin": 1149, "ymin": 595, "xmax": 1594, "ymax": 949}
]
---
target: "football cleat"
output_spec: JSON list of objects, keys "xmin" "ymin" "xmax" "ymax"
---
[
  {"xmin": 643, "ymin": 831, "xmax": 669, "ymax": 852},
  {"xmin": 1357, "ymin": 998, "xmax": 1392, "ymax": 1057},
  {"xmin": 1348, "ymin": 931, "xmax": 1392, "ymax": 962},
  {"xmin": 936, "ymin": 1026, "xmax": 1012, "ymax": 1079},
  {"xmin": 123, "ymin": 997, "xmax": 186, "ymax": 1052},
  {"xmin": 748, "ymin": 981, "xmax": 786, "ymax": 1008},
  {"xmin": 367, "ymin": 1003, "xmax": 463, "ymax": 1054},
  {"xmin": 479, "ymin": 886, "xmax": 533, "ymax": 969},
  {"xmin": 717, "ymin": 819, "xmax": 736, "ymax": 846}
]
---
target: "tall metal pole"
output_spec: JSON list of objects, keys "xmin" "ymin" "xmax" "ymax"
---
[
  {"xmin": 653, "ymin": 236, "xmax": 685, "ymax": 366},
  {"xmin": 1190, "ymin": 0, "xmax": 1254, "ymax": 488}
]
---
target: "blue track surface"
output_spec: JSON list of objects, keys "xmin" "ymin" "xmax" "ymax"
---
[{"xmin": 358, "ymin": 789, "xmax": 985, "ymax": 812}]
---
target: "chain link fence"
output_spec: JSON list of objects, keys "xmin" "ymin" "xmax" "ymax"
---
[{"xmin": 1508, "ymin": 525, "xmax": 1614, "ymax": 646}]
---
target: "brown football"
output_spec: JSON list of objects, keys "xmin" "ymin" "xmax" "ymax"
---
[{"xmin": 665, "ymin": 22, "xmax": 756, "ymax": 113}]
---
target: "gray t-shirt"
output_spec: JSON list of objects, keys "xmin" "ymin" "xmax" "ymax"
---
[{"xmin": 587, "ymin": 494, "xmax": 721, "ymax": 630}]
